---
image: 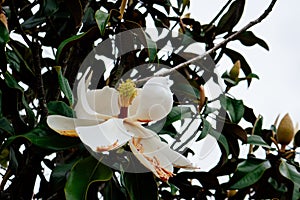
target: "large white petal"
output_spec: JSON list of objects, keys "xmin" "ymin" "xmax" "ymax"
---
[
  {"xmin": 86, "ymin": 86, "xmax": 120, "ymax": 117},
  {"xmin": 76, "ymin": 118, "xmax": 133, "ymax": 152},
  {"xmin": 74, "ymin": 68, "xmax": 112, "ymax": 120},
  {"xmin": 130, "ymin": 77, "xmax": 173, "ymax": 122},
  {"xmin": 47, "ymin": 115, "xmax": 101, "ymax": 137},
  {"xmin": 128, "ymin": 88, "xmax": 142, "ymax": 117}
]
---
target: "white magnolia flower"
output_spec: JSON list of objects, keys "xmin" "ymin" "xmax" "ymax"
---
[{"xmin": 47, "ymin": 68, "xmax": 195, "ymax": 181}]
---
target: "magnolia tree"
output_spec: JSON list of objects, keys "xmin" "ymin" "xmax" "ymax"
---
[{"xmin": 0, "ymin": 0, "xmax": 299, "ymax": 199}]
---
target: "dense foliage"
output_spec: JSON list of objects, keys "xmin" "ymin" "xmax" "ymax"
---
[{"xmin": 0, "ymin": 0, "xmax": 299, "ymax": 199}]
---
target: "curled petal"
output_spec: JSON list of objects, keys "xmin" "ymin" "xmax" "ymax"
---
[
  {"xmin": 76, "ymin": 118, "xmax": 133, "ymax": 152},
  {"xmin": 86, "ymin": 86, "xmax": 120, "ymax": 117},
  {"xmin": 126, "ymin": 123, "xmax": 194, "ymax": 181},
  {"xmin": 130, "ymin": 77, "xmax": 173, "ymax": 122},
  {"xmin": 129, "ymin": 138, "xmax": 174, "ymax": 182},
  {"xmin": 47, "ymin": 115, "xmax": 101, "ymax": 137},
  {"xmin": 74, "ymin": 68, "xmax": 112, "ymax": 120}
]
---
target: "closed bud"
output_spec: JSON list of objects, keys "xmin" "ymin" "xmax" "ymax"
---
[
  {"xmin": 229, "ymin": 60, "xmax": 241, "ymax": 82},
  {"xmin": 276, "ymin": 113, "xmax": 294, "ymax": 146}
]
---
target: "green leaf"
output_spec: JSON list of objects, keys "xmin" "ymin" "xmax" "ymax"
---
[
  {"xmin": 56, "ymin": 26, "xmax": 98, "ymax": 64},
  {"xmin": 6, "ymin": 49, "xmax": 21, "ymax": 72},
  {"xmin": 47, "ymin": 101, "xmax": 75, "ymax": 117},
  {"xmin": 0, "ymin": 117, "xmax": 14, "ymax": 135},
  {"xmin": 95, "ymin": 10, "xmax": 110, "ymax": 36},
  {"xmin": 279, "ymin": 160, "xmax": 300, "ymax": 200},
  {"xmin": 49, "ymin": 159, "xmax": 79, "ymax": 192},
  {"xmin": 220, "ymin": 95, "xmax": 244, "ymax": 123},
  {"xmin": 228, "ymin": 158, "xmax": 271, "ymax": 189},
  {"xmin": 216, "ymin": 0, "xmax": 245, "ymax": 34},
  {"xmin": 65, "ymin": 156, "xmax": 113, "ymax": 200},
  {"xmin": 4, "ymin": 124, "xmax": 80, "ymax": 151},
  {"xmin": 247, "ymin": 135, "xmax": 272, "ymax": 149},
  {"xmin": 210, "ymin": 129, "xmax": 230, "ymax": 156},
  {"xmin": 223, "ymin": 48, "xmax": 253, "ymax": 86},
  {"xmin": 0, "ymin": 20, "xmax": 9, "ymax": 44},
  {"xmin": 196, "ymin": 117, "xmax": 229, "ymax": 155},
  {"xmin": 236, "ymin": 31, "xmax": 269, "ymax": 50},
  {"xmin": 197, "ymin": 117, "xmax": 211, "ymax": 141},
  {"xmin": 54, "ymin": 66, "xmax": 74, "ymax": 106},
  {"xmin": 9, "ymin": 40, "xmax": 35, "ymax": 75},
  {"xmin": 123, "ymin": 172, "xmax": 158, "ymax": 200},
  {"xmin": 165, "ymin": 106, "xmax": 193, "ymax": 126},
  {"xmin": 21, "ymin": 16, "xmax": 47, "ymax": 30}
]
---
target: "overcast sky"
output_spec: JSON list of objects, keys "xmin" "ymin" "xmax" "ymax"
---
[{"xmin": 190, "ymin": 0, "xmax": 300, "ymax": 129}]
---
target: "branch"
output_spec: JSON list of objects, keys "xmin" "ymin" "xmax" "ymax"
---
[{"xmin": 136, "ymin": 0, "xmax": 277, "ymax": 83}]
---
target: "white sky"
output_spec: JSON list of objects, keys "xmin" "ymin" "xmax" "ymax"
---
[{"xmin": 190, "ymin": 0, "xmax": 300, "ymax": 129}]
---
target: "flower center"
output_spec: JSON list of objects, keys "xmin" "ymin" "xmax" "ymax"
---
[{"xmin": 118, "ymin": 79, "xmax": 137, "ymax": 118}]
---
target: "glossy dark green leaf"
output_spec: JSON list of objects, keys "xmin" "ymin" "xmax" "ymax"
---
[
  {"xmin": 123, "ymin": 172, "xmax": 158, "ymax": 200},
  {"xmin": 6, "ymin": 49, "xmax": 21, "ymax": 72},
  {"xmin": 223, "ymin": 48, "xmax": 253, "ymax": 86},
  {"xmin": 165, "ymin": 106, "xmax": 193, "ymax": 126},
  {"xmin": 65, "ymin": 156, "xmax": 113, "ymax": 200},
  {"xmin": 220, "ymin": 95, "xmax": 244, "ymax": 123},
  {"xmin": 228, "ymin": 158, "xmax": 271, "ymax": 189},
  {"xmin": 196, "ymin": 117, "xmax": 211, "ymax": 141},
  {"xmin": 4, "ymin": 123, "xmax": 80, "ymax": 151},
  {"xmin": 0, "ymin": 117, "xmax": 14, "ymax": 135},
  {"xmin": 102, "ymin": 179, "xmax": 127, "ymax": 199},
  {"xmin": 56, "ymin": 26, "xmax": 98, "ymax": 64},
  {"xmin": 9, "ymin": 40, "xmax": 35, "ymax": 75},
  {"xmin": 95, "ymin": 10, "xmax": 110, "ymax": 36},
  {"xmin": 236, "ymin": 31, "xmax": 269, "ymax": 50},
  {"xmin": 210, "ymin": 129, "xmax": 230, "ymax": 156},
  {"xmin": 21, "ymin": 16, "xmax": 47, "ymax": 29},
  {"xmin": 54, "ymin": 66, "xmax": 74, "ymax": 106},
  {"xmin": 247, "ymin": 135, "xmax": 272, "ymax": 149},
  {"xmin": 49, "ymin": 159, "xmax": 79, "ymax": 192},
  {"xmin": 0, "ymin": 20, "xmax": 9, "ymax": 44},
  {"xmin": 268, "ymin": 177, "xmax": 288, "ymax": 193},
  {"xmin": 279, "ymin": 160, "xmax": 300, "ymax": 200},
  {"xmin": 216, "ymin": 0, "xmax": 245, "ymax": 34}
]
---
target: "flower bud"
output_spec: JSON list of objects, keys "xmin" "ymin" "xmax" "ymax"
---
[{"xmin": 276, "ymin": 113, "xmax": 294, "ymax": 146}]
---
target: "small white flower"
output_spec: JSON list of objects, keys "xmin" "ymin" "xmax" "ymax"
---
[{"xmin": 47, "ymin": 68, "xmax": 195, "ymax": 181}]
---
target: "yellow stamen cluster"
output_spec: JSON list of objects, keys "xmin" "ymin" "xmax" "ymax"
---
[{"xmin": 118, "ymin": 79, "xmax": 137, "ymax": 107}]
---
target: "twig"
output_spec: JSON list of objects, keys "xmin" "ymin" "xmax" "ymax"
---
[
  {"xmin": 33, "ymin": 42, "xmax": 48, "ymax": 119},
  {"xmin": 136, "ymin": 0, "xmax": 277, "ymax": 83}
]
